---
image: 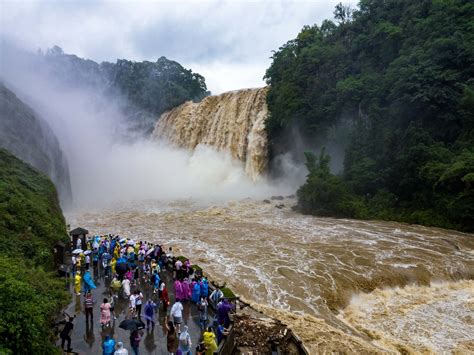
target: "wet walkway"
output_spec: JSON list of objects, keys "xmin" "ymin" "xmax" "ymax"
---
[{"xmin": 58, "ymin": 264, "xmax": 210, "ymax": 354}]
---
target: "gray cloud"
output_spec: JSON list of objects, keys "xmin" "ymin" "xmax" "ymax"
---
[{"xmin": 1, "ymin": 0, "xmax": 355, "ymax": 93}]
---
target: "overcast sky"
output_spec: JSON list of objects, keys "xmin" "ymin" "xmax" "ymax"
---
[{"xmin": 1, "ymin": 0, "xmax": 355, "ymax": 94}]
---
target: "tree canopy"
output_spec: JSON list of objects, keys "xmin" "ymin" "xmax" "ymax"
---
[{"xmin": 265, "ymin": 0, "xmax": 474, "ymax": 231}]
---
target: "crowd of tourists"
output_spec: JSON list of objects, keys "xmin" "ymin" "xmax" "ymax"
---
[{"xmin": 60, "ymin": 234, "xmax": 233, "ymax": 354}]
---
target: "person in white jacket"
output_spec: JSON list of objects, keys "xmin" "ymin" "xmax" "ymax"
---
[
  {"xmin": 114, "ymin": 341, "xmax": 129, "ymax": 355},
  {"xmin": 170, "ymin": 300, "xmax": 183, "ymax": 333}
]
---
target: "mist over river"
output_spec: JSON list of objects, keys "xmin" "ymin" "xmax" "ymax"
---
[{"xmin": 67, "ymin": 197, "xmax": 474, "ymax": 353}]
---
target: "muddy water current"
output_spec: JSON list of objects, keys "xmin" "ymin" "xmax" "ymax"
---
[{"xmin": 67, "ymin": 198, "xmax": 474, "ymax": 353}]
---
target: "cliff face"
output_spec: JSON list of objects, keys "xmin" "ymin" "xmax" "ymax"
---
[
  {"xmin": 153, "ymin": 87, "xmax": 269, "ymax": 180},
  {"xmin": 0, "ymin": 83, "xmax": 72, "ymax": 206}
]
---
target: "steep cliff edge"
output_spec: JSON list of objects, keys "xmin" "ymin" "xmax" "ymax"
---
[{"xmin": 0, "ymin": 83, "xmax": 72, "ymax": 206}]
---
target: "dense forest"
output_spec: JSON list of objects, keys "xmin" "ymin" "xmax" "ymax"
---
[
  {"xmin": 37, "ymin": 46, "xmax": 209, "ymax": 134},
  {"xmin": 0, "ymin": 149, "xmax": 69, "ymax": 354},
  {"xmin": 265, "ymin": 0, "xmax": 473, "ymax": 232}
]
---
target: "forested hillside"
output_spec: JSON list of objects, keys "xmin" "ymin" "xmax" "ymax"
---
[
  {"xmin": 24, "ymin": 46, "xmax": 209, "ymax": 134},
  {"xmin": 265, "ymin": 0, "xmax": 473, "ymax": 231},
  {"xmin": 0, "ymin": 149, "xmax": 69, "ymax": 354}
]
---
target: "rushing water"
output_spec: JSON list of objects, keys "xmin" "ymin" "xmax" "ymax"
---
[{"xmin": 67, "ymin": 197, "xmax": 474, "ymax": 353}]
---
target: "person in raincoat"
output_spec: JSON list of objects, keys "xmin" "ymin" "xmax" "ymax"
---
[
  {"xmin": 200, "ymin": 278, "xmax": 209, "ymax": 298},
  {"xmin": 181, "ymin": 278, "xmax": 191, "ymax": 301},
  {"xmin": 202, "ymin": 327, "xmax": 218, "ymax": 355},
  {"xmin": 174, "ymin": 280, "xmax": 184, "ymax": 301},
  {"xmin": 111, "ymin": 257, "xmax": 117, "ymax": 275},
  {"xmin": 122, "ymin": 277, "xmax": 131, "ymax": 298},
  {"xmin": 151, "ymin": 270, "xmax": 160, "ymax": 294},
  {"xmin": 102, "ymin": 335, "xmax": 115, "ymax": 355},
  {"xmin": 74, "ymin": 270, "xmax": 82, "ymax": 295},
  {"xmin": 217, "ymin": 298, "xmax": 233, "ymax": 328},
  {"xmin": 143, "ymin": 299, "xmax": 157, "ymax": 330},
  {"xmin": 110, "ymin": 276, "xmax": 121, "ymax": 297},
  {"xmin": 83, "ymin": 270, "xmax": 96, "ymax": 293},
  {"xmin": 198, "ymin": 296, "xmax": 208, "ymax": 329},
  {"xmin": 209, "ymin": 287, "xmax": 224, "ymax": 308},
  {"xmin": 178, "ymin": 325, "xmax": 192, "ymax": 354},
  {"xmin": 191, "ymin": 281, "xmax": 201, "ymax": 304}
]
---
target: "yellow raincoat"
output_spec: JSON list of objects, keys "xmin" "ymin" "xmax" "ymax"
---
[
  {"xmin": 74, "ymin": 273, "xmax": 82, "ymax": 294},
  {"xmin": 203, "ymin": 330, "xmax": 218, "ymax": 355},
  {"xmin": 111, "ymin": 258, "xmax": 117, "ymax": 274}
]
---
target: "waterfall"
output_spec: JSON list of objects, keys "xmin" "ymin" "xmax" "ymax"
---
[{"xmin": 153, "ymin": 87, "xmax": 269, "ymax": 180}]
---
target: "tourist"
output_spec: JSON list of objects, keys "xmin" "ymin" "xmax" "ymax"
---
[
  {"xmin": 151, "ymin": 269, "xmax": 160, "ymax": 294},
  {"xmin": 103, "ymin": 335, "xmax": 116, "ymax": 355},
  {"xmin": 195, "ymin": 342, "xmax": 206, "ymax": 355},
  {"xmin": 178, "ymin": 325, "xmax": 192, "ymax": 354},
  {"xmin": 181, "ymin": 278, "xmax": 191, "ymax": 300},
  {"xmin": 170, "ymin": 300, "xmax": 183, "ymax": 333},
  {"xmin": 114, "ymin": 341, "xmax": 129, "ymax": 355},
  {"xmin": 83, "ymin": 269, "xmax": 96, "ymax": 293},
  {"xmin": 198, "ymin": 296, "xmax": 208, "ymax": 329},
  {"xmin": 74, "ymin": 270, "xmax": 82, "ymax": 296},
  {"xmin": 84, "ymin": 291, "xmax": 94, "ymax": 322},
  {"xmin": 100, "ymin": 298, "xmax": 111, "ymax": 327},
  {"xmin": 93, "ymin": 250, "xmax": 99, "ymax": 268},
  {"xmin": 85, "ymin": 253, "xmax": 91, "ymax": 269},
  {"xmin": 122, "ymin": 277, "xmax": 131, "ymax": 299},
  {"xmin": 209, "ymin": 287, "xmax": 223, "ymax": 308},
  {"xmin": 110, "ymin": 276, "xmax": 121, "ymax": 298},
  {"xmin": 217, "ymin": 298, "xmax": 233, "ymax": 328},
  {"xmin": 202, "ymin": 327, "xmax": 218, "ymax": 355},
  {"xmin": 59, "ymin": 315, "xmax": 74, "ymax": 352},
  {"xmin": 166, "ymin": 321, "xmax": 178, "ymax": 354},
  {"xmin": 129, "ymin": 329, "xmax": 143, "ymax": 355},
  {"xmin": 143, "ymin": 299, "xmax": 157, "ymax": 330},
  {"xmin": 216, "ymin": 320, "xmax": 229, "ymax": 344},
  {"xmin": 191, "ymin": 280, "xmax": 201, "ymax": 303},
  {"xmin": 109, "ymin": 290, "xmax": 117, "ymax": 320},
  {"xmin": 200, "ymin": 277, "xmax": 209, "ymax": 298},
  {"xmin": 135, "ymin": 290, "xmax": 144, "ymax": 317},
  {"xmin": 174, "ymin": 279, "xmax": 184, "ymax": 301},
  {"xmin": 129, "ymin": 291, "xmax": 137, "ymax": 318},
  {"xmin": 133, "ymin": 265, "xmax": 140, "ymax": 287},
  {"xmin": 159, "ymin": 280, "xmax": 170, "ymax": 312},
  {"xmin": 71, "ymin": 254, "xmax": 77, "ymax": 276}
]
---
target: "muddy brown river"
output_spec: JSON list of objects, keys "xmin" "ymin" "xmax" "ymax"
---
[{"xmin": 67, "ymin": 197, "xmax": 474, "ymax": 353}]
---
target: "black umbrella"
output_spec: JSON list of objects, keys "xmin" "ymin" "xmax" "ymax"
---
[
  {"xmin": 119, "ymin": 319, "xmax": 145, "ymax": 331},
  {"xmin": 116, "ymin": 262, "xmax": 128, "ymax": 275}
]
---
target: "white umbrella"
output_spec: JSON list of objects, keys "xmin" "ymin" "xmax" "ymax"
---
[
  {"xmin": 72, "ymin": 249, "xmax": 83, "ymax": 254},
  {"xmin": 146, "ymin": 249, "xmax": 154, "ymax": 256},
  {"xmin": 127, "ymin": 240, "xmax": 135, "ymax": 246},
  {"xmin": 84, "ymin": 250, "xmax": 92, "ymax": 255},
  {"xmin": 119, "ymin": 238, "xmax": 127, "ymax": 243}
]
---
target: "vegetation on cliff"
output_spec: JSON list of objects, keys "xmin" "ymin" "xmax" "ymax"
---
[
  {"xmin": 41, "ymin": 46, "xmax": 209, "ymax": 134},
  {"xmin": 265, "ymin": 0, "xmax": 474, "ymax": 231},
  {"xmin": 0, "ymin": 149, "xmax": 69, "ymax": 354}
]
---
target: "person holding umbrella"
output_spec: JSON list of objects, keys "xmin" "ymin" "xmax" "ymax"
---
[
  {"xmin": 118, "ymin": 319, "xmax": 145, "ymax": 355},
  {"xmin": 130, "ymin": 329, "xmax": 143, "ymax": 355}
]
